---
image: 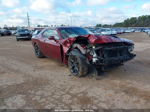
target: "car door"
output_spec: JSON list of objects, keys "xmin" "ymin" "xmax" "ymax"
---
[
  {"xmin": 38, "ymin": 29, "xmax": 50, "ymax": 56},
  {"xmin": 43, "ymin": 29, "xmax": 62, "ymax": 61}
]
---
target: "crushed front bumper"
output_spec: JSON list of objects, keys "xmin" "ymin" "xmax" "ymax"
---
[
  {"xmin": 93, "ymin": 45, "xmax": 136, "ymax": 66},
  {"xmin": 95, "ymin": 53, "xmax": 136, "ymax": 65}
]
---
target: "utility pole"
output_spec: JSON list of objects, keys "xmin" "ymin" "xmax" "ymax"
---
[
  {"xmin": 27, "ymin": 12, "xmax": 30, "ymax": 29},
  {"xmin": 70, "ymin": 15, "xmax": 73, "ymax": 26}
]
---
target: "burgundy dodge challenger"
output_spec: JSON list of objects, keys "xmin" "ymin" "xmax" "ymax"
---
[{"xmin": 32, "ymin": 27, "xmax": 136, "ymax": 77}]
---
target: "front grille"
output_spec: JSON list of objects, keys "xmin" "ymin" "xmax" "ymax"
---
[
  {"xmin": 96, "ymin": 42, "xmax": 126, "ymax": 48},
  {"xmin": 20, "ymin": 34, "xmax": 30, "ymax": 36},
  {"xmin": 103, "ymin": 46, "xmax": 129, "ymax": 58},
  {"xmin": 93, "ymin": 43, "xmax": 135, "ymax": 65}
]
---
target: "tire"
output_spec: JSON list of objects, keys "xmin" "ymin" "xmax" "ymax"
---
[
  {"xmin": 68, "ymin": 49, "xmax": 88, "ymax": 77},
  {"xmin": 16, "ymin": 38, "xmax": 19, "ymax": 41},
  {"xmin": 34, "ymin": 44, "xmax": 45, "ymax": 58}
]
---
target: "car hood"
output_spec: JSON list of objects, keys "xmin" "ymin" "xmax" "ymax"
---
[
  {"xmin": 61, "ymin": 34, "xmax": 134, "ymax": 57},
  {"xmin": 62, "ymin": 34, "xmax": 133, "ymax": 45},
  {"xmin": 87, "ymin": 34, "xmax": 133, "ymax": 44}
]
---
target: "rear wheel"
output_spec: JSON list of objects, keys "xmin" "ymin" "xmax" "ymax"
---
[
  {"xmin": 68, "ymin": 49, "xmax": 88, "ymax": 77},
  {"xmin": 34, "ymin": 44, "xmax": 45, "ymax": 58}
]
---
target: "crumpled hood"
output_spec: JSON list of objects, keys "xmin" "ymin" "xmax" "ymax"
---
[
  {"xmin": 64, "ymin": 35, "xmax": 133, "ymax": 44},
  {"xmin": 61, "ymin": 34, "xmax": 134, "ymax": 48},
  {"xmin": 61, "ymin": 34, "xmax": 134, "ymax": 56},
  {"xmin": 87, "ymin": 34, "xmax": 133, "ymax": 44}
]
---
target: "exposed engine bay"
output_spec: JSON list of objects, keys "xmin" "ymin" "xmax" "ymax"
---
[{"xmin": 70, "ymin": 36, "xmax": 136, "ymax": 70}]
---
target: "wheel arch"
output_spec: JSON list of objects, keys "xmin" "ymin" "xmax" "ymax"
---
[{"xmin": 63, "ymin": 43, "xmax": 87, "ymax": 65}]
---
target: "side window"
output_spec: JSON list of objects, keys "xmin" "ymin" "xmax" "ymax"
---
[
  {"xmin": 43, "ymin": 30, "xmax": 60, "ymax": 40},
  {"xmin": 42, "ymin": 30, "xmax": 52, "ymax": 38},
  {"xmin": 52, "ymin": 30, "xmax": 60, "ymax": 40}
]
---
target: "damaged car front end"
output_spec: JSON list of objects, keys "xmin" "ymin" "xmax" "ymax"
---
[
  {"xmin": 86, "ymin": 42, "xmax": 136, "ymax": 70},
  {"xmin": 62, "ymin": 33, "xmax": 136, "ymax": 74}
]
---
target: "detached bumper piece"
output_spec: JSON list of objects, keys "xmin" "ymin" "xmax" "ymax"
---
[{"xmin": 94, "ymin": 46, "xmax": 136, "ymax": 66}]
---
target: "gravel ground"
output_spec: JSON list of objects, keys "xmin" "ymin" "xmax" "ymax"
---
[{"xmin": 0, "ymin": 32, "xmax": 150, "ymax": 109}]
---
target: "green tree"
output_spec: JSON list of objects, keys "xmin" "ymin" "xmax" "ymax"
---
[
  {"xmin": 112, "ymin": 15, "xmax": 150, "ymax": 27},
  {"xmin": 96, "ymin": 24, "xmax": 102, "ymax": 27}
]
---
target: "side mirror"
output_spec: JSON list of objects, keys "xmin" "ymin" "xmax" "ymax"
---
[{"xmin": 48, "ymin": 36, "xmax": 55, "ymax": 40}]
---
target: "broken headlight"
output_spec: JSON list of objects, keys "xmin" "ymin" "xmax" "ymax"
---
[{"xmin": 128, "ymin": 45, "xmax": 134, "ymax": 52}]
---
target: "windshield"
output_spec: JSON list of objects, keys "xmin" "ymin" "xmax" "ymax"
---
[
  {"xmin": 33, "ymin": 30, "xmax": 41, "ymax": 35},
  {"xmin": 59, "ymin": 27, "xmax": 93, "ymax": 39}
]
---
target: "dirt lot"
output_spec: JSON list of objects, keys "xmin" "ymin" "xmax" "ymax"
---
[{"xmin": 0, "ymin": 32, "xmax": 150, "ymax": 109}]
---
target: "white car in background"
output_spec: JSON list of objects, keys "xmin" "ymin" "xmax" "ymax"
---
[
  {"xmin": 134, "ymin": 29, "xmax": 142, "ymax": 32},
  {"xmin": 143, "ymin": 29, "xmax": 150, "ymax": 33},
  {"xmin": 111, "ymin": 29, "xmax": 118, "ymax": 35},
  {"xmin": 125, "ymin": 29, "xmax": 133, "ymax": 33},
  {"xmin": 100, "ymin": 28, "xmax": 112, "ymax": 35}
]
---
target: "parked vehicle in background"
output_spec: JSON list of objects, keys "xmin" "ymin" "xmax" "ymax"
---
[
  {"xmin": 11, "ymin": 30, "xmax": 17, "ymax": 36},
  {"xmin": 0, "ymin": 30, "xmax": 2, "ymax": 36},
  {"xmin": 32, "ymin": 28, "xmax": 44, "ymax": 38},
  {"xmin": 111, "ymin": 29, "xmax": 117, "ymax": 35},
  {"xmin": 148, "ymin": 31, "xmax": 150, "ymax": 37},
  {"xmin": 15, "ymin": 29, "xmax": 31, "ymax": 41},
  {"xmin": 32, "ymin": 27, "xmax": 136, "ymax": 77},
  {"xmin": 88, "ymin": 28, "xmax": 102, "ymax": 35},
  {"xmin": 86, "ymin": 28, "xmax": 95, "ymax": 33},
  {"xmin": 124, "ymin": 28, "xmax": 133, "ymax": 33},
  {"xmin": 116, "ymin": 28, "xmax": 124, "ymax": 34},
  {"xmin": 134, "ymin": 29, "xmax": 142, "ymax": 32},
  {"xmin": 131, "ymin": 29, "xmax": 135, "ymax": 32},
  {"xmin": 0, "ymin": 29, "xmax": 12, "ymax": 36},
  {"xmin": 143, "ymin": 29, "xmax": 150, "ymax": 33},
  {"xmin": 98, "ymin": 28, "xmax": 112, "ymax": 35}
]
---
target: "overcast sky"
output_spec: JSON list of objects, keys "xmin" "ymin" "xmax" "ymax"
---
[{"xmin": 0, "ymin": 0, "xmax": 150, "ymax": 27}]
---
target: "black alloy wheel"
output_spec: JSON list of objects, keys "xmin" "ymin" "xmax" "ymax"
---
[
  {"xmin": 68, "ymin": 55, "xmax": 80, "ymax": 76},
  {"xmin": 34, "ymin": 44, "xmax": 45, "ymax": 58},
  {"xmin": 68, "ymin": 49, "xmax": 88, "ymax": 77}
]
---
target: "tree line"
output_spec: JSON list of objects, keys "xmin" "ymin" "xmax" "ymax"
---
[{"xmin": 96, "ymin": 15, "xmax": 150, "ymax": 28}]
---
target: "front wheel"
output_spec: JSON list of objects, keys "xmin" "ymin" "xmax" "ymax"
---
[{"xmin": 68, "ymin": 49, "xmax": 88, "ymax": 77}]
